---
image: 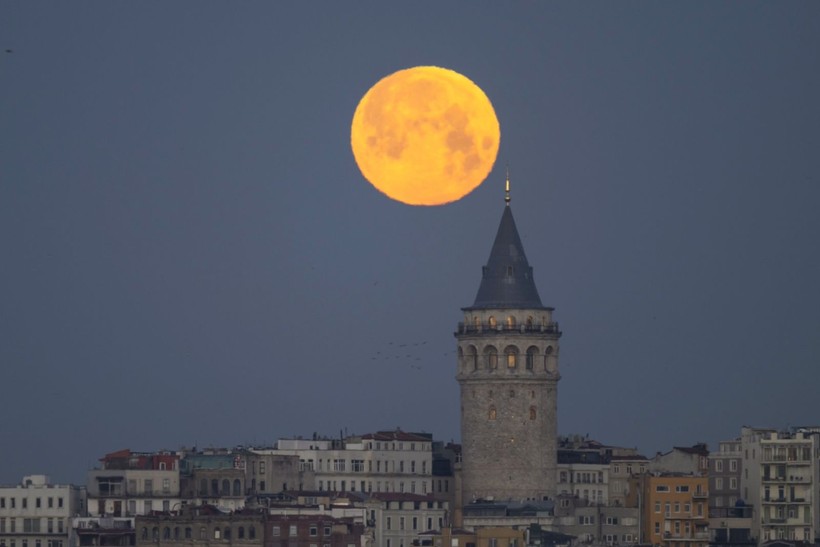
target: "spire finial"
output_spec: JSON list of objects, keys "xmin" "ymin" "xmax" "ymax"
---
[{"xmin": 505, "ymin": 165, "xmax": 511, "ymax": 206}]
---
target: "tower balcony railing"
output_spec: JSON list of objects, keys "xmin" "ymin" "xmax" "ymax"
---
[{"xmin": 456, "ymin": 321, "xmax": 560, "ymax": 335}]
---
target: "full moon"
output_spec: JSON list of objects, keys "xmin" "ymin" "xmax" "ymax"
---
[{"xmin": 351, "ymin": 66, "xmax": 500, "ymax": 206}]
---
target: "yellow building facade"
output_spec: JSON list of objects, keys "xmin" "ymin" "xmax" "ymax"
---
[{"xmin": 629, "ymin": 474, "xmax": 709, "ymax": 547}]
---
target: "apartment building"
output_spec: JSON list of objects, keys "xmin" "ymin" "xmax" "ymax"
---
[
  {"xmin": 756, "ymin": 428, "xmax": 820, "ymax": 543},
  {"xmin": 86, "ymin": 450, "xmax": 181, "ymax": 517},
  {"xmin": 631, "ymin": 474, "xmax": 709, "ymax": 547},
  {"xmin": 708, "ymin": 438, "xmax": 754, "ymax": 547},
  {"xmin": 0, "ymin": 475, "xmax": 84, "ymax": 547},
  {"xmin": 270, "ymin": 430, "xmax": 436, "ymax": 496}
]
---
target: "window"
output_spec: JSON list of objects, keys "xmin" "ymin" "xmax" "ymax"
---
[
  {"xmin": 144, "ymin": 479, "xmax": 153, "ymax": 494},
  {"xmin": 48, "ymin": 498, "xmax": 53, "ymax": 508},
  {"xmin": 675, "ymin": 485, "xmax": 689, "ymax": 493},
  {"xmin": 387, "ymin": 517, "xmax": 391, "ymax": 530},
  {"xmin": 606, "ymin": 517, "xmax": 619, "ymax": 525},
  {"xmin": 715, "ymin": 478, "xmax": 723, "ymax": 490},
  {"xmin": 529, "ymin": 406, "xmax": 537, "ymax": 420},
  {"xmin": 730, "ymin": 460, "xmax": 738, "ymax": 472},
  {"xmin": 289, "ymin": 525, "xmax": 297, "ymax": 536},
  {"xmin": 505, "ymin": 346, "xmax": 518, "ymax": 368},
  {"xmin": 260, "ymin": 461, "xmax": 266, "ymax": 474},
  {"xmin": 674, "ymin": 502, "xmax": 680, "ymax": 513},
  {"xmin": 310, "ymin": 525, "xmax": 318, "ymax": 536},
  {"xmin": 488, "ymin": 406, "xmax": 497, "ymax": 420},
  {"xmin": 271, "ymin": 526, "xmax": 279, "ymax": 537},
  {"xmin": 656, "ymin": 485, "xmax": 669, "ymax": 492},
  {"xmin": 730, "ymin": 477, "xmax": 737, "ymax": 489},
  {"xmin": 249, "ymin": 526, "xmax": 256, "ymax": 539},
  {"xmin": 715, "ymin": 460, "xmax": 723, "ymax": 472},
  {"xmin": 213, "ymin": 528, "xmax": 220, "ymax": 539},
  {"xmin": 58, "ymin": 498, "xmax": 63, "ymax": 508},
  {"xmin": 654, "ymin": 501, "xmax": 661, "ymax": 513},
  {"xmin": 485, "ymin": 346, "xmax": 498, "ymax": 369},
  {"xmin": 36, "ymin": 498, "xmax": 41, "ymax": 508},
  {"xmin": 200, "ymin": 527, "xmax": 207, "ymax": 540}
]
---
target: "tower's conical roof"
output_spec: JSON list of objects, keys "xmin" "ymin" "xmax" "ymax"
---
[{"xmin": 468, "ymin": 204, "xmax": 545, "ymax": 309}]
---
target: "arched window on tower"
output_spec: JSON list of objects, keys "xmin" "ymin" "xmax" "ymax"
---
[
  {"xmin": 488, "ymin": 316, "xmax": 497, "ymax": 329},
  {"xmin": 484, "ymin": 346, "xmax": 498, "ymax": 370},
  {"xmin": 488, "ymin": 406, "xmax": 497, "ymax": 420},
  {"xmin": 530, "ymin": 406, "xmax": 537, "ymax": 420},
  {"xmin": 506, "ymin": 316, "xmax": 516, "ymax": 330},
  {"xmin": 505, "ymin": 346, "xmax": 518, "ymax": 369},
  {"xmin": 526, "ymin": 316, "xmax": 534, "ymax": 329},
  {"xmin": 233, "ymin": 479, "xmax": 241, "ymax": 496},
  {"xmin": 473, "ymin": 315, "xmax": 480, "ymax": 330},
  {"xmin": 526, "ymin": 346, "xmax": 538, "ymax": 371},
  {"xmin": 545, "ymin": 345, "xmax": 554, "ymax": 372},
  {"xmin": 468, "ymin": 345, "xmax": 478, "ymax": 371},
  {"xmin": 221, "ymin": 479, "xmax": 230, "ymax": 495}
]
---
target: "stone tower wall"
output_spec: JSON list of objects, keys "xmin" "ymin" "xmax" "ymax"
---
[{"xmin": 456, "ymin": 308, "xmax": 560, "ymax": 503}]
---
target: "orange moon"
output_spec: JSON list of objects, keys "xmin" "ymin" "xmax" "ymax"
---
[{"xmin": 351, "ymin": 66, "xmax": 500, "ymax": 206}]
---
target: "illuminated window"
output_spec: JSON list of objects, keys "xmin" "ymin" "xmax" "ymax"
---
[
  {"xmin": 488, "ymin": 316, "xmax": 497, "ymax": 328},
  {"xmin": 489, "ymin": 406, "xmax": 497, "ymax": 420},
  {"xmin": 505, "ymin": 346, "xmax": 518, "ymax": 368},
  {"xmin": 506, "ymin": 315, "xmax": 516, "ymax": 329}
]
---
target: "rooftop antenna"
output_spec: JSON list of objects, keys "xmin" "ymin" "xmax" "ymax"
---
[{"xmin": 505, "ymin": 165, "xmax": 511, "ymax": 206}]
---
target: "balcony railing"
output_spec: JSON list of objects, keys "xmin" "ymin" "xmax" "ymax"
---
[{"xmin": 456, "ymin": 321, "xmax": 561, "ymax": 335}]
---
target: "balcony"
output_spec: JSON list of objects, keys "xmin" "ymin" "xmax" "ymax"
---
[
  {"xmin": 692, "ymin": 491, "xmax": 709, "ymax": 499},
  {"xmin": 456, "ymin": 321, "xmax": 561, "ymax": 335}
]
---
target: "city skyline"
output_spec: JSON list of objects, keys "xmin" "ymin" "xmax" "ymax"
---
[{"xmin": 2, "ymin": 3, "xmax": 820, "ymax": 484}]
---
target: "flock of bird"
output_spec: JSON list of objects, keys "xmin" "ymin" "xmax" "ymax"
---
[{"xmin": 368, "ymin": 340, "xmax": 456, "ymax": 371}]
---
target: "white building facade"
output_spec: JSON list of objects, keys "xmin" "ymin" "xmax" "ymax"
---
[
  {"xmin": 0, "ymin": 475, "xmax": 84, "ymax": 547},
  {"xmin": 269, "ymin": 431, "xmax": 434, "ymax": 496}
]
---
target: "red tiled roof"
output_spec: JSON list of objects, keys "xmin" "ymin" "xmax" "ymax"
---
[{"xmin": 101, "ymin": 449, "xmax": 132, "ymax": 461}]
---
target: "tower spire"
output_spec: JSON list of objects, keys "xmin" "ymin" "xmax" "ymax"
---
[{"xmin": 505, "ymin": 165, "xmax": 511, "ymax": 206}]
